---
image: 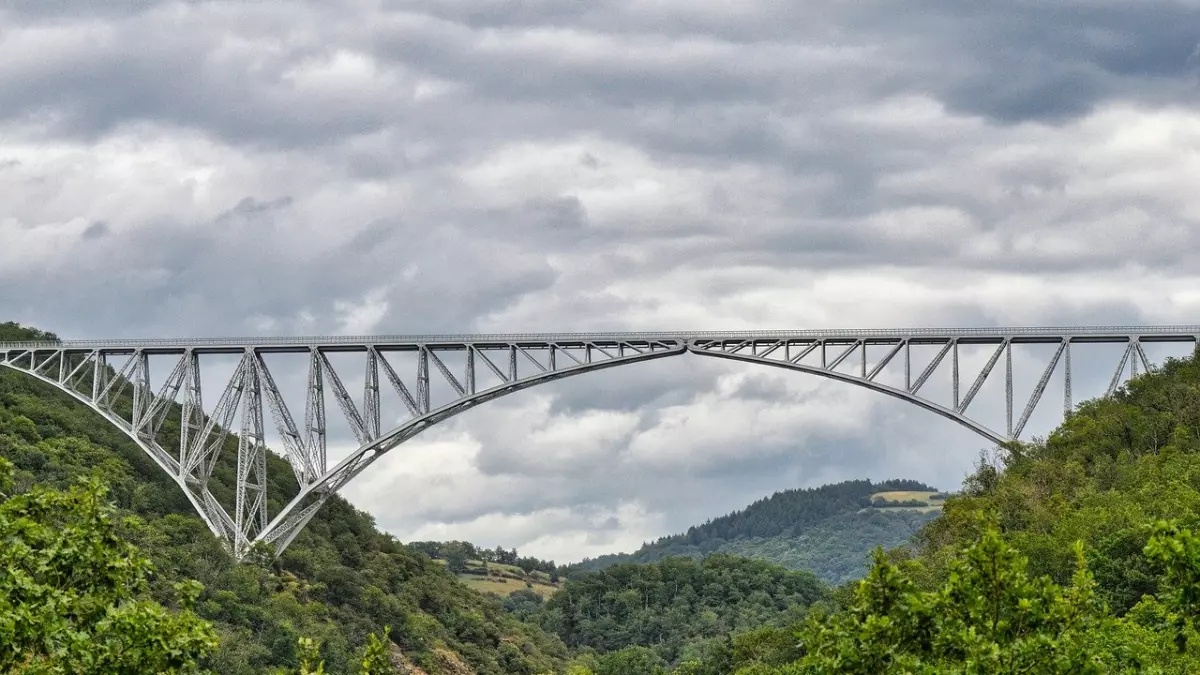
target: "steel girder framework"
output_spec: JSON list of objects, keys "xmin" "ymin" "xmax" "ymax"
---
[
  {"xmin": 1, "ymin": 325, "xmax": 1197, "ymax": 559},
  {"xmin": 0, "ymin": 336, "xmax": 682, "ymax": 557}
]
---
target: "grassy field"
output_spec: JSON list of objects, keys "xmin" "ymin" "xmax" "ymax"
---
[
  {"xmin": 861, "ymin": 490, "xmax": 947, "ymax": 513},
  {"xmin": 460, "ymin": 575, "xmax": 560, "ymax": 598},
  {"xmin": 431, "ymin": 558, "xmax": 562, "ymax": 598},
  {"xmin": 871, "ymin": 490, "xmax": 945, "ymax": 504}
]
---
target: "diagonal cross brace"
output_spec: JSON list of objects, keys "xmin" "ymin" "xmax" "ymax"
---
[{"xmin": 1013, "ymin": 341, "xmax": 1066, "ymax": 439}]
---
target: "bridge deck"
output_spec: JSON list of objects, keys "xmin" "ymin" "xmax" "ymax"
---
[{"xmin": 0, "ymin": 325, "xmax": 1198, "ymax": 354}]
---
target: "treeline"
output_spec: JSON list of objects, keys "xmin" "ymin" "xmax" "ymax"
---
[{"xmin": 409, "ymin": 540, "xmax": 562, "ymax": 578}]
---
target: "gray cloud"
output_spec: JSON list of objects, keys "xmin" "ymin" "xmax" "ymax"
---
[{"xmin": 1, "ymin": 0, "xmax": 1199, "ymax": 562}]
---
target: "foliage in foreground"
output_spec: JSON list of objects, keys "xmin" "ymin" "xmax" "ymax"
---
[
  {"xmin": 0, "ymin": 451, "xmax": 404, "ymax": 674},
  {"xmin": 0, "ymin": 453, "xmax": 215, "ymax": 673},
  {"xmin": 779, "ymin": 524, "xmax": 1168, "ymax": 674}
]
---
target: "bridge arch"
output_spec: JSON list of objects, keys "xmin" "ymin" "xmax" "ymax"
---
[
  {"xmin": 686, "ymin": 340, "xmax": 1006, "ymax": 444},
  {"xmin": 1, "ymin": 325, "xmax": 1193, "ymax": 559},
  {"xmin": 260, "ymin": 340, "xmax": 1014, "ymax": 553},
  {"xmin": 258, "ymin": 342, "xmax": 686, "ymax": 552}
]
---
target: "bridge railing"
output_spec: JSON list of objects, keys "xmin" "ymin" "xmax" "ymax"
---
[{"xmin": 2, "ymin": 325, "xmax": 1200, "ymax": 351}]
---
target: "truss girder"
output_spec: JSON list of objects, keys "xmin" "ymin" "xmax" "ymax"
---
[{"xmin": 1, "ymin": 326, "xmax": 1197, "ymax": 560}]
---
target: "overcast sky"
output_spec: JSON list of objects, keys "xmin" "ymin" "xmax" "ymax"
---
[{"xmin": 3, "ymin": 0, "xmax": 1200, "ymax": 564}]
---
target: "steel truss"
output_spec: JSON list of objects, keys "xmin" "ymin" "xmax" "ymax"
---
[{"xmin": 1, "ymin": 325, "xmax": 1197, "ymax": 559}]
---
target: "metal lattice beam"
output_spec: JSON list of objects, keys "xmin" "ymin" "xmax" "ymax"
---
[{"xmin": 1, "ymin": 325, "xmax": 1198, "ymax": 560}]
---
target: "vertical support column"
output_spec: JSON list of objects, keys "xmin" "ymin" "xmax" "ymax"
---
[
  {"xmin": 92, "ymin": 352, "xmax": 107, "ymax": 401},
  {"xmin": 952, "ymin": 341, "xmax": 960, "ymax": 409},
  {"xmin": 364, "ymin": 348, "xmax": 380, "ymax": 440},
  {"xmin": 417, "ymin": 347, "xmax": 430, "ymax": 414},
  {"xmin": 131, "ymin": 350, "xmax": 151, "ymax": 431},
  {"xmin": 820, "ymin": 341, "xmax": 827, "ymax": 369},
  {"xmin": 1130, "ymin": 338, "xmax": 1139, "ymax": 378},
  {"xmin": 466, "ymin": 347, "xmax": 476, "ymax": 395},
  {"xmin": 508, "ymin": 345, "xmax": 518, "ymax": 382},
  {"xmin": 904, "ymin": 341, "xmax": 911, "ymax": 391},
  {"xmin": 860, "ymin": 341, "xmax": 867, "ymax": 378},
  {"xmin": 235, "ymin": 353, "xmax": 269, "ymax": 549},
  {"xmin": 1005, "ymin": 341, "xmax": 1013, "ymax": 439},
  {"xmin": 1064, "ymin": 339, "xmax": 1072, "ymax": 416},
  {"xmin": 180, "ymin": 350, "xmax": 204, "ymax": 472},
  {"xmin": 305, "ymin": 349, "xmax": 327, "ymax": 479}
]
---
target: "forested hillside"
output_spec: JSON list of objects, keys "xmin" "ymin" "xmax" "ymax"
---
[
  {"xmin": 570, "ymin": 479, "xmax": 940, "ymax": 584},
  {"xmin": 914, "ymin": 344, "xmax": 1200, "ymax": 611},
  {"xmin": 512, "ymin": 555, "xmax": 825, "ymax": 671},
  {"xmin": 0, "ymin": 322, "xmax": 570, "ymax": 675}
]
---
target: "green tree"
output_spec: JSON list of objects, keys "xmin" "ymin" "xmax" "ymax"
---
[
  {"xmin": 0, "ymin": 456, "xmax": 218, "ymax": 673},
  {"xmin": 296, "ymin": 627, "xmax": 397, "ymax": 675},
  {"xmin": 358, "ymin": 627, "xmax": 397, "ymax": 675},
  {"xmin": 593, "ymin": 646, "xmax": 667, "ymax": 675},
  {"xmin": 789, "ymin": 523, "xmax": 1108, "ymax": 674},
  {"xmin": 297, "ymin": 637, "xmax": 326, "ymax": 675},
  {"xmin": 446, "ymin": 546, "xmax": 469, "ymax": 574}
]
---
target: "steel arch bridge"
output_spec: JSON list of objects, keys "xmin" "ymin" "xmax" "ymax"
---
[{"xmin": 2, "ymin": 325, "xmax": 1197, "ymax": 559}]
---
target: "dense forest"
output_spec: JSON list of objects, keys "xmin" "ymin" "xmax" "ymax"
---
[
  {"xmin": 711, "ymin": 509, "xmax": 938, "ymax": 585},
  {"xmin": 513, "ymin": 555, "xmax": 825, "ymax": 667},
  {"xmin": 569, "ymin": 479, "xmax": 939, "ymax": 584},
  {"xmin": 0, "ymin": 322, "xmax": 570, "ymax": 674}
]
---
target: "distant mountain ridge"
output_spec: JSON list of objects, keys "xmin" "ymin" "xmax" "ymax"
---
[{"xmin": 568, "ymin": 478, "xmax": 942, "ymax": 584}]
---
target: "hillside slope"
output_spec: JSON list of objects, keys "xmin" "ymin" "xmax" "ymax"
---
[
  {"xmin": 914, "ymin": 344, "xmax": 1200, "ymax": 612},
  {"xmin": 0, "ymin": 322, "xmax": 569, "ymax": 675},
  {"xmin": 517, "ymin": 554, "xmax": 826, "ymax": 668},
  {"xmin": 570, "ymin": 479, "xmax": 942, "ymax": 584}
]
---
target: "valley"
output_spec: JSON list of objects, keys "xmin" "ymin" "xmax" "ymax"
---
[{"xmin": 421, "ymin": 483, "xmax": 943, "ymax": 601}]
